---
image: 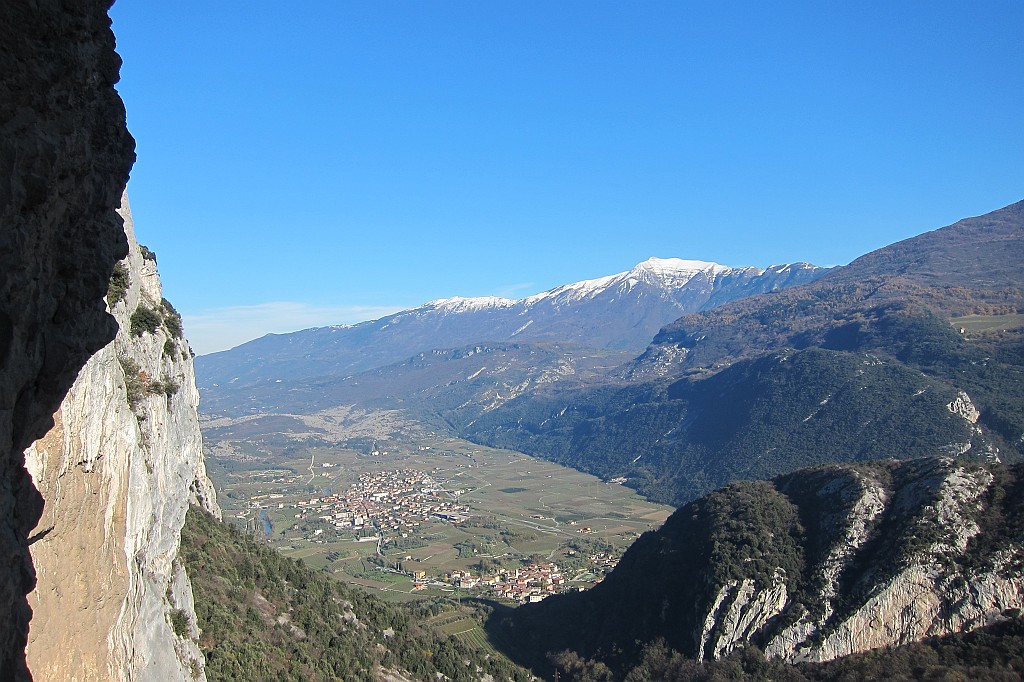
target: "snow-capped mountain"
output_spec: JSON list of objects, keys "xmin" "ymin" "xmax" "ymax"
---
[
  {"xmin": 372, "ymin": 257, "xmax": 823, "ymax": 345},
  {"xmin": 524, "ymin": 258, "xmax": 734, "ymax": 307},
  {"xmin": 195, "ymin": 257, "xmax": 827, "ymax": 398}
]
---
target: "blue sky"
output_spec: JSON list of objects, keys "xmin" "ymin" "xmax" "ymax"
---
[{"xmin": 109, "ymin": 2, "xmax": 1024, "ymax": 354}]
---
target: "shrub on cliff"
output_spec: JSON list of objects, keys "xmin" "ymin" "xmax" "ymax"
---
[
  {"xmin": 106, "ymin": 261, "xmax": 129, "ymax": 307},
  {"xmin": 118, "ymin": 355, "xmax": 145, "ymax": 409},
  {"xmin": 161, "ymin": 297, "xmax": 183, "ymax": 338},
  {"xmin": 130, "ymin": 305, "xmax": 162, "ymax": 336},
  {"xmin": 169, "ymin": 609, "xmax": 190, "ymax": 638}
]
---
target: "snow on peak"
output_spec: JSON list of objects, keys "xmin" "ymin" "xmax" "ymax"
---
[
  {"xmin": 520, "ymin": 257, "xmax": 737, "ymax": 306},
  {"xmin": 523, "ymin": 273, "xmax": 620, "ymax": 305},
  {"xmin": 409, "ymin": 257, "xmax": 807, "ymax": 317},
  {"xmin": 631, "ymin": 257, "xmax": 732, "ymax": 278},
  {"xmin": 423, "ymin": 296, "xmax": 517, "ymax": 313}
]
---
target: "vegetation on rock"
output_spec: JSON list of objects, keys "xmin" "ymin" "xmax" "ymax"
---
[
  {"xmin": 118, "ymin": 354, "xmax": 180, "ymax": 410},
  {"xmin": 162, "ymin": 297, "xmax": 183, "ymax": 338},
  {"xmin": 106, "ymin": 261, "xmax": 129, "ymax": 307},
  {"xmin": 490, "ymin": 460, "xmax": 1024, "ymax": 678},
  {"xmin": 169, "ymin": 609, "xmax": 191, "ymax": 639},
  {"xmin": 129, "ymin": 305, "xmax": 162, "ymax": 337},
  {"xmin": 118, "ymin": 355, "xmax": 145, "ymax": 409}
]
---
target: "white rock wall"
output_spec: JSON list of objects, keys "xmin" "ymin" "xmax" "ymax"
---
[{"xmin": 24, "ymin": 195, "xmax": 220, "ymax": 682}]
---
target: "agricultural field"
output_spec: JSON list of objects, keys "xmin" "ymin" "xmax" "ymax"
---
[
  {"xmin": 203, "ymin": 414, "xmax": 672, "ymax": 604},
  {"xmin": 950, "ymin": 313, "xmax": 1024, "ymax": 332}
]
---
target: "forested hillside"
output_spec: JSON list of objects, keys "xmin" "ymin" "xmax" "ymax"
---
[
  {"xmin": 491, "ymin": 459, "xmax": 1024, "ymax": 679},
  {"xmin": 181, "ymin": 508, "xmax": 531, "ymax": 682},
  {"xmin": 462, "ymin": 202, "xmax": 1024, "ymax": 505},
  {"xmin": 465, "ymin": 309, "xmax": 1021, "ymax": 505}
]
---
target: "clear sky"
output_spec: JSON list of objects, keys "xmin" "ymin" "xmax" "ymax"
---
[{"xmin": 109, "ymin": 1, "xmax": 1024, "ymax": 355}]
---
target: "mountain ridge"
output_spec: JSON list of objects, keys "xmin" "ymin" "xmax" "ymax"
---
[
  {"xmin": 197, "ymin": 256, "xmax": 826, "ymax": 405},
  {"xmin": 458, "ymin": 200, "xmax": 1024, "ymax": 504},
  {"xmin": 633, "ymin": 199, "xmax": 1024, "ymax": 379},
  {"xmin": 823, "ymin": 198, "xmax": 1024, "ymax": 288}
]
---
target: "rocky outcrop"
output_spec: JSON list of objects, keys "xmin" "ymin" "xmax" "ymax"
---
[
  {"xmin": 0, "ymin": 2, "xmax": 134, "ymax": 678},
  {"xmin": 24, "ymin": 196, "xmax": 220, "ymax": 681},
  {"xmin": 947, "ymin": 391, "xmax": 981, "ymax": 424},
  {"xmin": 707, "ymin": 460, "xmax": 1022, "ymax": 662},
  {"xmin": 504, "ymin": 459, "xmax": 1024, "ymax": 674},
  {"xmin": 698, "ymin": 571, "xmax": 789, "ymax": 660}
]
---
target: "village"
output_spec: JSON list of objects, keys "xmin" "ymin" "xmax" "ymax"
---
[
  {"xmin": 435, "ymin": 563, "xmax": 567, "ymax": 603},
  {"xmin": 235, "ymin": 463, "xmax": 629, "ymax": 603},
  {"xmin": 247, "ymin": 468, "xmax": 471, "ymax": 542},
  {"xmin": 407, "ymin": 550, "xmax": 621, "ymax": 603}
]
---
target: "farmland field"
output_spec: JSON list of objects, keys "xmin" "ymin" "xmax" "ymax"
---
[
  {"xmin": 203, "ymin": 411, "xmax": 672, "ymax": 602},
  {"xmin": 950, "ymin": 313, "xmax": 1024, "ymax": 332}
]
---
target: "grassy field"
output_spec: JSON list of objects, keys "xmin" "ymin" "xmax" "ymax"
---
[
  {"xmin": 950, "ymin": 313, "xmax": 1024, "ymax": 332},
  {"xmin": 206, "ymin": 427, "xmax": 672, "ymax": 601}
]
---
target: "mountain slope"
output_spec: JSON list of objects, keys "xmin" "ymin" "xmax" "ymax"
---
[
  {"xmin": 465, "ymin": 344, "xmax": 990, "ymax": 505},
  {"xmin": 493, "ymin": 459, "xmax": 1024, "ymax": 677},
  {"xmin": 199, "ymin": 341, "xmax": 632, "ymax": 419},
  {"xmin": 824, "ymin": 199, "xmax": 1024, "ymax": 288},
  {"xmin": 181, "ymin": 507, "xmax": 531, "ymax": 682},
  {"xmin": 196, "ymin": 258, "xmax": 825, "ymax": 396},
  {"xmin": 631, "ymin": 200, "xmax": 1024, "ymax": 379},
  {"xmin": 461, "ymin": 201, "xmax": 1024, "ymax": 504}
]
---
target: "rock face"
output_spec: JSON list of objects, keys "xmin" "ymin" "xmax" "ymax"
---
[
  {"xmin": 24, "ymin": 197, "xmax": 220, "ymax": 681},
  {"xmin": 503, "ymin": 459, "xmax": 1024, "ymax": 674},
  {"xmin": 0, "ymin": 2, "xmax": 135, "ymax": 678}
]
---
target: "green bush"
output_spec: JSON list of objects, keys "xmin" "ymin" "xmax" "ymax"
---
[
  {"xmin": 140, "ymin": 244, "xmax": 157, "ymax": 262},
  {"xmin": 118, "ymin": 355, "xmax": 145, "ymax": 409},
  {"xmin": 157, "ymin": 377, "xmax": 180, "ymax": 397},
  {"xmin": 170, "ymin": 608, "xmax": 191, "ymax": 638},
  {"xmin": 162, "ymin": 297, "xmax": 184, "ymax": 338},
  {"xmin": 130, "ymin": 305, "xmax": 162, "ymax": 337},
  {"xmin": 106, "ymin": 261, "xmax": 130, "ymax": 307}
]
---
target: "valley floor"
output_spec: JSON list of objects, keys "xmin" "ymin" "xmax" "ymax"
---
[{"xmin": 202, "ymin": 408, "xmax": 671, "ymax": 605}]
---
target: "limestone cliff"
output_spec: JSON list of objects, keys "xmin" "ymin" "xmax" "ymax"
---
[
  {"xmin": 24, "ymin": 195, "xmax": 220, "ymax": 682},
  {"xmin": 503, "ymin": 458, "xmax": 1024, "ymax": 674},
  {"xmin": 0, "ymin": 2, "xmax": 135, "ymax": 678}
]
